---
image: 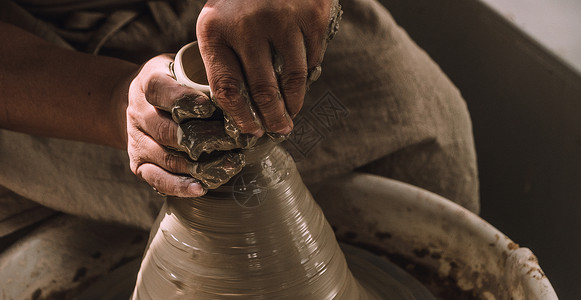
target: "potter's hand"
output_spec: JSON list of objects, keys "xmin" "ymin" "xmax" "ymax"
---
[
  {"xmin": 125, "ymin": 54, "xmax": 225, "ymax": 197},
  {"xmin": 197, "ymin": 0, "xmax": 341, "ymax": 136}
]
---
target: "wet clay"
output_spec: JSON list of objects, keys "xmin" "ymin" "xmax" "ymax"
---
[
  {"xmin": 175, "ymin": 116, "xmax": 259, "ymax": 188},
  {"xmin": 131, "ymin": 142, "xmax": 375, "ymax": 299},
  {"xmin": 170, "ymin": 95, "xmax": 215, "ymax": 123}
]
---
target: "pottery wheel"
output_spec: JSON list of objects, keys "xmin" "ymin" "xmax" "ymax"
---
[{"xmin": 78, "ymin": 243, "xmax": 434, "ymax": 300}]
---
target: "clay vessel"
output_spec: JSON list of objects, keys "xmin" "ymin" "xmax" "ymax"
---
[{"xmin": 131, "ymin": 141, "xmax": 372, "ymax": 299}]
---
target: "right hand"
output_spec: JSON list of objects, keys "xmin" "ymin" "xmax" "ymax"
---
[{"xmin": 196, "ymin": 0, "xmax": 341, "ymax": 137}]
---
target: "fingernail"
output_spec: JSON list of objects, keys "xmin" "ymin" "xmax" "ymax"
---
[
  {"xmin": 188, "ymin": 181, "xmax": 206, "ymax": 196},
  {"xmin": 251, "ymin": 127, "xmax": 265, "ymax": 137}
]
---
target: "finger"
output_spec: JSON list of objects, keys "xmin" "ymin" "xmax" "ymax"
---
[
  {"xmin": 303, "ymin": 4, "xmax": 342, "ymax": 86},
  {"xmin": 137, "ymin": 101, "xmax": 180, "ymax": 149},
  {"xmin": 273, "ymin": 30, "xmax": 308, "ymax": 118},
  {"xmin": 142, "ymin": 55, "xmax": 214, "ymax": 118},
  {"xmin": 238, "ymin": 40, "xmax": 292, "ymax": 134},
  {"xmin": 303, "ymin": 32, "xmax": 325, "ymax": 88},
  {"xmin": 222, "ymin": 115, "xmax": 259, "ymax": 148},
  {"xmin": 171, "ymin": 95, "xmax": 216, "ymax": 122},
  {"xmin": 136, "ymin": 132, "xmax": 194, "ymax": 176},
  {"xmin": 136, "ymin": 163, "xmax": 206, "ymax": 198},
  {"xmin": 198, "ymin": 39, "xmax": 265, "ymax": 136},
  {"xmin": 304, "ymin": 32, "xmax": 325, "ymax": 67},
  {"xmin": 177, "ymin": 119, "xmax": 244, "ymax": 161},
  {"xmin": 188, "ymin": 152, "xmax": 246, "ymax": 189},
  {"xmin": 145, "ymin": 72, "xmax": 210, "ymax": 112},
  {"xmin": 302, "ymin": 2, "xmax": 340, "ymax": 70},
  {"xmin": 135, "ymin": 130, "xmax": 246, "ymax": 190}
]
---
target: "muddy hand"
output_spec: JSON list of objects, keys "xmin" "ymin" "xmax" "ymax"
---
[
  {"xmin": 126, "ymin": 54, "xmax": 242, "ymax": 197},
  {"xmin": 196, "ymin": 0, "xmax": 342, "ymax": 137},
  {"xmin": 176, "ymin": 118, "xmax": 256, "ymax": 161}
]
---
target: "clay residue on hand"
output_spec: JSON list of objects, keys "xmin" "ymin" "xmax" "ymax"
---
[
  {"xmin": 307, "ymin": 2, "xmax": 342, "ymax": 88},
  {"xmin": 222, "ymin": 113, "xmax": 260, "ymax": 148},
  {"xmin": 218, "ymin": 82, "xmax": 264, "ymax": 141},
  {"xmin": 328, "ymin": 2, "xmax": 343, "ymax": 41},
  {"xmin": 172, "ymin": 94, "xmax": 257, "ymax": 189},
  {"xmin": 177, "ymin": 119, "xmax": 255, "ymax": 161},
  {"xmin": 171, "ymin": 96, "xmax": 216, "ymax": 123},
  {"xmin": 187, "ymin": 152, "xmax": 246, "ymax": 189},
  {"xmin": 176, "ymin": 118, "xmax": 256, "ymax": 189}
]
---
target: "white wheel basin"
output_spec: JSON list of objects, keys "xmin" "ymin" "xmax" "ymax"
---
[{"xmin": 310, "ymin": 172, "xmax": 557, "ymax": 299}]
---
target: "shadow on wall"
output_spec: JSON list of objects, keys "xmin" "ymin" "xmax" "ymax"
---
[{"xmin": 377, "ymin": 0, "xmax": 581, "ymax": 299}]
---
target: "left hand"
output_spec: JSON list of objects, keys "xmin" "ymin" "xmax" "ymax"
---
[{"xmin": 123, "ymin": 54, "xmax": 216, "ymax": 197}]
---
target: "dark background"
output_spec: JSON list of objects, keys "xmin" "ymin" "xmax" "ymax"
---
[{"xmin": 378, "ymin": 0, "xmax": 581, "ymax": 298}]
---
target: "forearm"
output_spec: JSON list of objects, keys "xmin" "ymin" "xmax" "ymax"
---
[{"xmin": 0, "ymin": 21, "xmax": 138, "ymax": 149}]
